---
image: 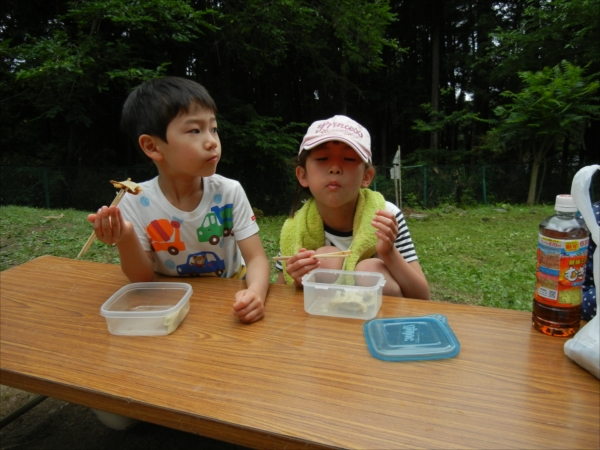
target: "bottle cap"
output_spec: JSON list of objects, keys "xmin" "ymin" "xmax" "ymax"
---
[{"xmin": 555, "ymin": 194, "xmax": 577, "ymax": 212}]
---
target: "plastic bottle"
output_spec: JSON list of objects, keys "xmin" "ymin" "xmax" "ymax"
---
[{"xmin": 533, "ymin": 194, "xmax": 589, "ymax": 337}]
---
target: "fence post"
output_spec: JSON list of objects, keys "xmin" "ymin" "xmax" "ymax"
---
[
  {"xmin": 423, "ymin": 165, "xmax": 427, "ymax": 207},
  {"xmin": 482, "ymin": 165, "xmax": 487, "ymax": 205},
  {"xmin": 43, "ymin": 168, "xmax": 50, "ymax": 209}
]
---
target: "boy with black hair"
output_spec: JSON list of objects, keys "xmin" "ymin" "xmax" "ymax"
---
[{"xmin": 87, "ymin": 77, "xmax": 269, "ymax": 323}]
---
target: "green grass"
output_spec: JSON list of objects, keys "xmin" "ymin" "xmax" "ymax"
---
[
  {"xmin": 408, "ymin": 204, "xmax": 554, "ymax": 310},
  {"xmin": 0, "ymin": 206, "xmax": 122, "ymax": 268},
  {"xmin": 0, "ymin": 204, "xmax": 555, "ymax": 310}
]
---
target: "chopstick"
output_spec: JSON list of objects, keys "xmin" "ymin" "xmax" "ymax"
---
[
  {"xmin": 76, "ymin": 179, "xmax": 142, "ymax": 260},
  {"xmin": 76, "ymin": 189, "xmax": 127, "ymax": 259},
  {"xmin": 273, "ymin": 250, "xmax": 352, "ymax": 261}
]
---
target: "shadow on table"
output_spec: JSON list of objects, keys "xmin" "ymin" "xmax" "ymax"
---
[{"xmin": 0, "ymin": 397, "xmax": 249, "ymax": 450}]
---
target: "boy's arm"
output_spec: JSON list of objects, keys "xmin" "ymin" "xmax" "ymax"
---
[
  {"xmin": 88, "ymin": 205, "xmax": 155, "ymax": 282},
  {"xmin": 116, "ymin": 234, "xmax": 155, "ymax": 282},
  {"xmin": 234, "ymin": 233, "xmax": 270, "ymax": 323}
]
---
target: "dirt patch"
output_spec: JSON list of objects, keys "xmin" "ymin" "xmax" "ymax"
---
[
  {"xmin": 1, "ymin": 386, "xmax": 39, "ymax": 418},
  {"xmin": 0, "ymin": 386, "xmax": 248, "ymax": 449}
]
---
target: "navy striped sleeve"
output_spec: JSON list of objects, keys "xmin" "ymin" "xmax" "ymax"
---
[{"xmin": 393, "ymin": 209, "xmax": 418, "ymax": 262}]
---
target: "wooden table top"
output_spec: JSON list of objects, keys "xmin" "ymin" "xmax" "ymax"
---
[{"xmin": 1, "ymin": 256, "xmax": 598, "ymax": 449}]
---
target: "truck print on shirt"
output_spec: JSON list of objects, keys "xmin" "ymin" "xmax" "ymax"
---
[
  {"xmin": 147, "ymin": 219, "xmax": 185, "ymax": 255},
  {"xmin": 197, "ymin": 204, "xmax": 233, "ymax": 245}
]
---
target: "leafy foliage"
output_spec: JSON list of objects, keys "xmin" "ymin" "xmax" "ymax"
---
[
  {"xmin": 486, "ymin": 61, "xmax": 599, "ymax": 204},
  {"xmin": 490, "ymin": 0, "xmax": 600, "ymax": 84},
  {"xmin": 217, "ymin": 105, "xmax": 306, "ymax": 214},
  {"xmin": 1, "ymin": 0, "xmax": 599, "ymax": 206},
  {"xmin": 414, "ymin": 103, "xmax": 481, "ymax": 133},
  {"xmin": 3, "ymin": 0, "xmax": 218, "ymax": 166},
  {"xmin": 492, "ymin": 62, "xmax": 600, "ymax": 142}
]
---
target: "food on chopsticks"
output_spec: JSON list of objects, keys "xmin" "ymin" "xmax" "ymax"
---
[
  {"xmin": 105, "ymin": 178, "xmax": 143, "ymax": 207},
  {"xmin": 110, "ymin": 179, "xmax": 143, "ymax": 195},
  {"xmin": 272, "ymin": 250, "xmax": 352, "ymax": 261},
  {"xmin": 76, "ymin": 178, "xmax": 142, "ymax": 259}
]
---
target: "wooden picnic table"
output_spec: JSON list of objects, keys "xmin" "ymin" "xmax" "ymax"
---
[{"xmin": 1, "ymin": 256, "xmax": 598, "ymax": 449}]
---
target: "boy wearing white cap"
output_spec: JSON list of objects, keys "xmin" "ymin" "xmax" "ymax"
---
[{"xmin": 276, "ymin": 115, "xmax": 430, "ymax": 300}]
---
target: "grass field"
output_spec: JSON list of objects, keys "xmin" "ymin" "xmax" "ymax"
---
[{"xmin": 0, "ymin": 203, "xmax": 555, "ymax": 310}]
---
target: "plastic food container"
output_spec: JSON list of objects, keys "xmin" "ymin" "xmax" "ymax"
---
[
  {"xmin": 363, "ymin": 314, "xmax": 460, "ymax": 361},
  {"xmin": 301, "ymin": 269, "xmax": 385, "ymax": 320},
  {"xmin": 100, "ymin": 283, "xmax": 192, "ymax": 336}
]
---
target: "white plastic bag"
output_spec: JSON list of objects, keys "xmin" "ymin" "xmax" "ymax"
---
[
  {"xmin": 564, "ymin": 315, "xmax": 599, "ymax": 378},
  {"xmin": 571, "ymin": 164, "xmax": 599, "ymax": 304},
  {"xmin": 564, "ymin": 165, "xmax": 600, "ymax": 378}
]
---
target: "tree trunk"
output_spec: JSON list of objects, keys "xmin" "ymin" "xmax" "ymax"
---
[
  {"xmin": 527, "ymin": 138, "xmax": 553, "ymax": 205},
  {"xmin": 380, "ymin": 108, "xmax": 388, "ymax": 166},
  {"xmin": 430, "ymin": 12, "xmax": 441, "ymax": 150},
  {"xmin": 535, "ymin": 158, "xmax": 547, "ymax": 204},
  {"xmin": 340, "ymin": 64, "xmax": 348, "ymax": 115},
  {"xmin": 559, "ymin": 133, "xmax": 569, "ymax": 188},
  {"xmin": 526, "ymin": 153, "xmax": 541, "ymax": 206},
  {"xmin": 582, "ymin": 119, "xmax": 599, "ymax": 166}
]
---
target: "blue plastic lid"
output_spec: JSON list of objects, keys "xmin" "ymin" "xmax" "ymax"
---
[{"xmin": 363, "ymin": 314, "xmax": 460, "ymax": 361}]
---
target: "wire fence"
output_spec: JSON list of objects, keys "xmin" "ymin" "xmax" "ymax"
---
[
  {"xmin": 376, "ymin": 162, "xmax": 589, "ymax": 208},
  {"xmin": 0, "ymin": 166, "xmax": 157, "ymax": 212},
  {"xmin": 0, "ymin": 163, "xmax": 590, "ymax": 214}
]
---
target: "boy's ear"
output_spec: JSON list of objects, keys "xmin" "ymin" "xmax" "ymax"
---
[
  {"xmin": 296, "ymin": 166, "xmax": 309, "ymax": 188},
  {"xmin": 138, "ymin": 134, "xmax": 163, "ymax": 162},
  {"xmin": 361, "ymin": 166, "xmax": 375, "ymax": 188}
]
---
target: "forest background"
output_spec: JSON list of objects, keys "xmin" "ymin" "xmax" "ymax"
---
[{"xmin": 1, "ymin": 0, "xmax": 599, "ymax": 215}]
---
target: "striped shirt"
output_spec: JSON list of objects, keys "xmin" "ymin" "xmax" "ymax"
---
[{"xmin": 275, "ymin": 201, "xmax": 418, "ymax": 271}]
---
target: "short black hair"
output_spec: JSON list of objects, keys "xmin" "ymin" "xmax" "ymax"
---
[{"xmin": 121, "ymin": 76, "xmax": 217, "ymax": 149}]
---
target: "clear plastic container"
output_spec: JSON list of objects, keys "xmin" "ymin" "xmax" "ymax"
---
[
  {"xmin": 301, "ymin": 269, "xmax": 385, "ymax": 320},
  {"xmin": 101, "ymin": 283, "xmax": 192, "ymax": 336}
]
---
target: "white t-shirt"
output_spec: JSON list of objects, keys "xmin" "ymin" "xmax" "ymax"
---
[
  {"xmin": 119, "ymin": 175, "xmax": 258, "ymax": 279},
  {"xmin": 275, "ymin": 201, "xmax": 417, "ymax": 271}
]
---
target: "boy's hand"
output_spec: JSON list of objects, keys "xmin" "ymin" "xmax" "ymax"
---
[
  {"xmin": 284, "ymin": 248, "xmax": 319, "ymax": 286},
  {"xmin": 372, "ymin": 210, "xmax": 398, "ymax": 258},
  {"xmin": 87, "ymin": 205, "xmax": 132, "ymax": 246},
  {"xmin": 233, "ymin": 289, "xmax": 265, "ymax": 323}
]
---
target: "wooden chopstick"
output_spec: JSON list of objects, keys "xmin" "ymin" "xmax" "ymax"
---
[
  {"xmin": 273, "ymin": 250, "xmax": 352, "ymax": 261},
  {"xmin": 76, "ymin": 189, "xmax": 126, "ymax": 259}
]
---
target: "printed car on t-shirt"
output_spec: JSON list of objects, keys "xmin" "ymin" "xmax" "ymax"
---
[
  {"xmin": 176, "ymin": 251, "xmax": 225, "ymax": 277},
  {"xmin": 147, "ymin": 219, "xmax": 186, "ymax": 255},
  {"xmin": 196, "ymin": 204, "xmax": 234, "ymax": 245}
]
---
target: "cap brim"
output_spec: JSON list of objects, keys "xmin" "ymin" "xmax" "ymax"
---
[{"xmin": 300, "ymin": 136, "xmax": 371, "ymax": 163}]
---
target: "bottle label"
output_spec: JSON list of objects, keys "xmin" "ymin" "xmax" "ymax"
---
[{"xmin": 535, "ymin": 235, "xmax": 588, "ymax": 307}]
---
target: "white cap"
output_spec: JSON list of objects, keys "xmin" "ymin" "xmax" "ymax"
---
[
  {"xmin": 299, "ymin": 115, "xmax": 371, "ymax": 163},
  {"xmin": 555, "ymin": 194, "xmax": 577, "ymax": 212}
]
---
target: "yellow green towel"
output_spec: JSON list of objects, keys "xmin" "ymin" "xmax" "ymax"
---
[{"xmin": 280, "ymin": 188, "xmax": 386, "ymax": 284}]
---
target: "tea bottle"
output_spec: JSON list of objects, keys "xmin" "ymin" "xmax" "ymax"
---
[{"xmin": 532, "ymin": 194, "xmax": 589, "ymax": 337}]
